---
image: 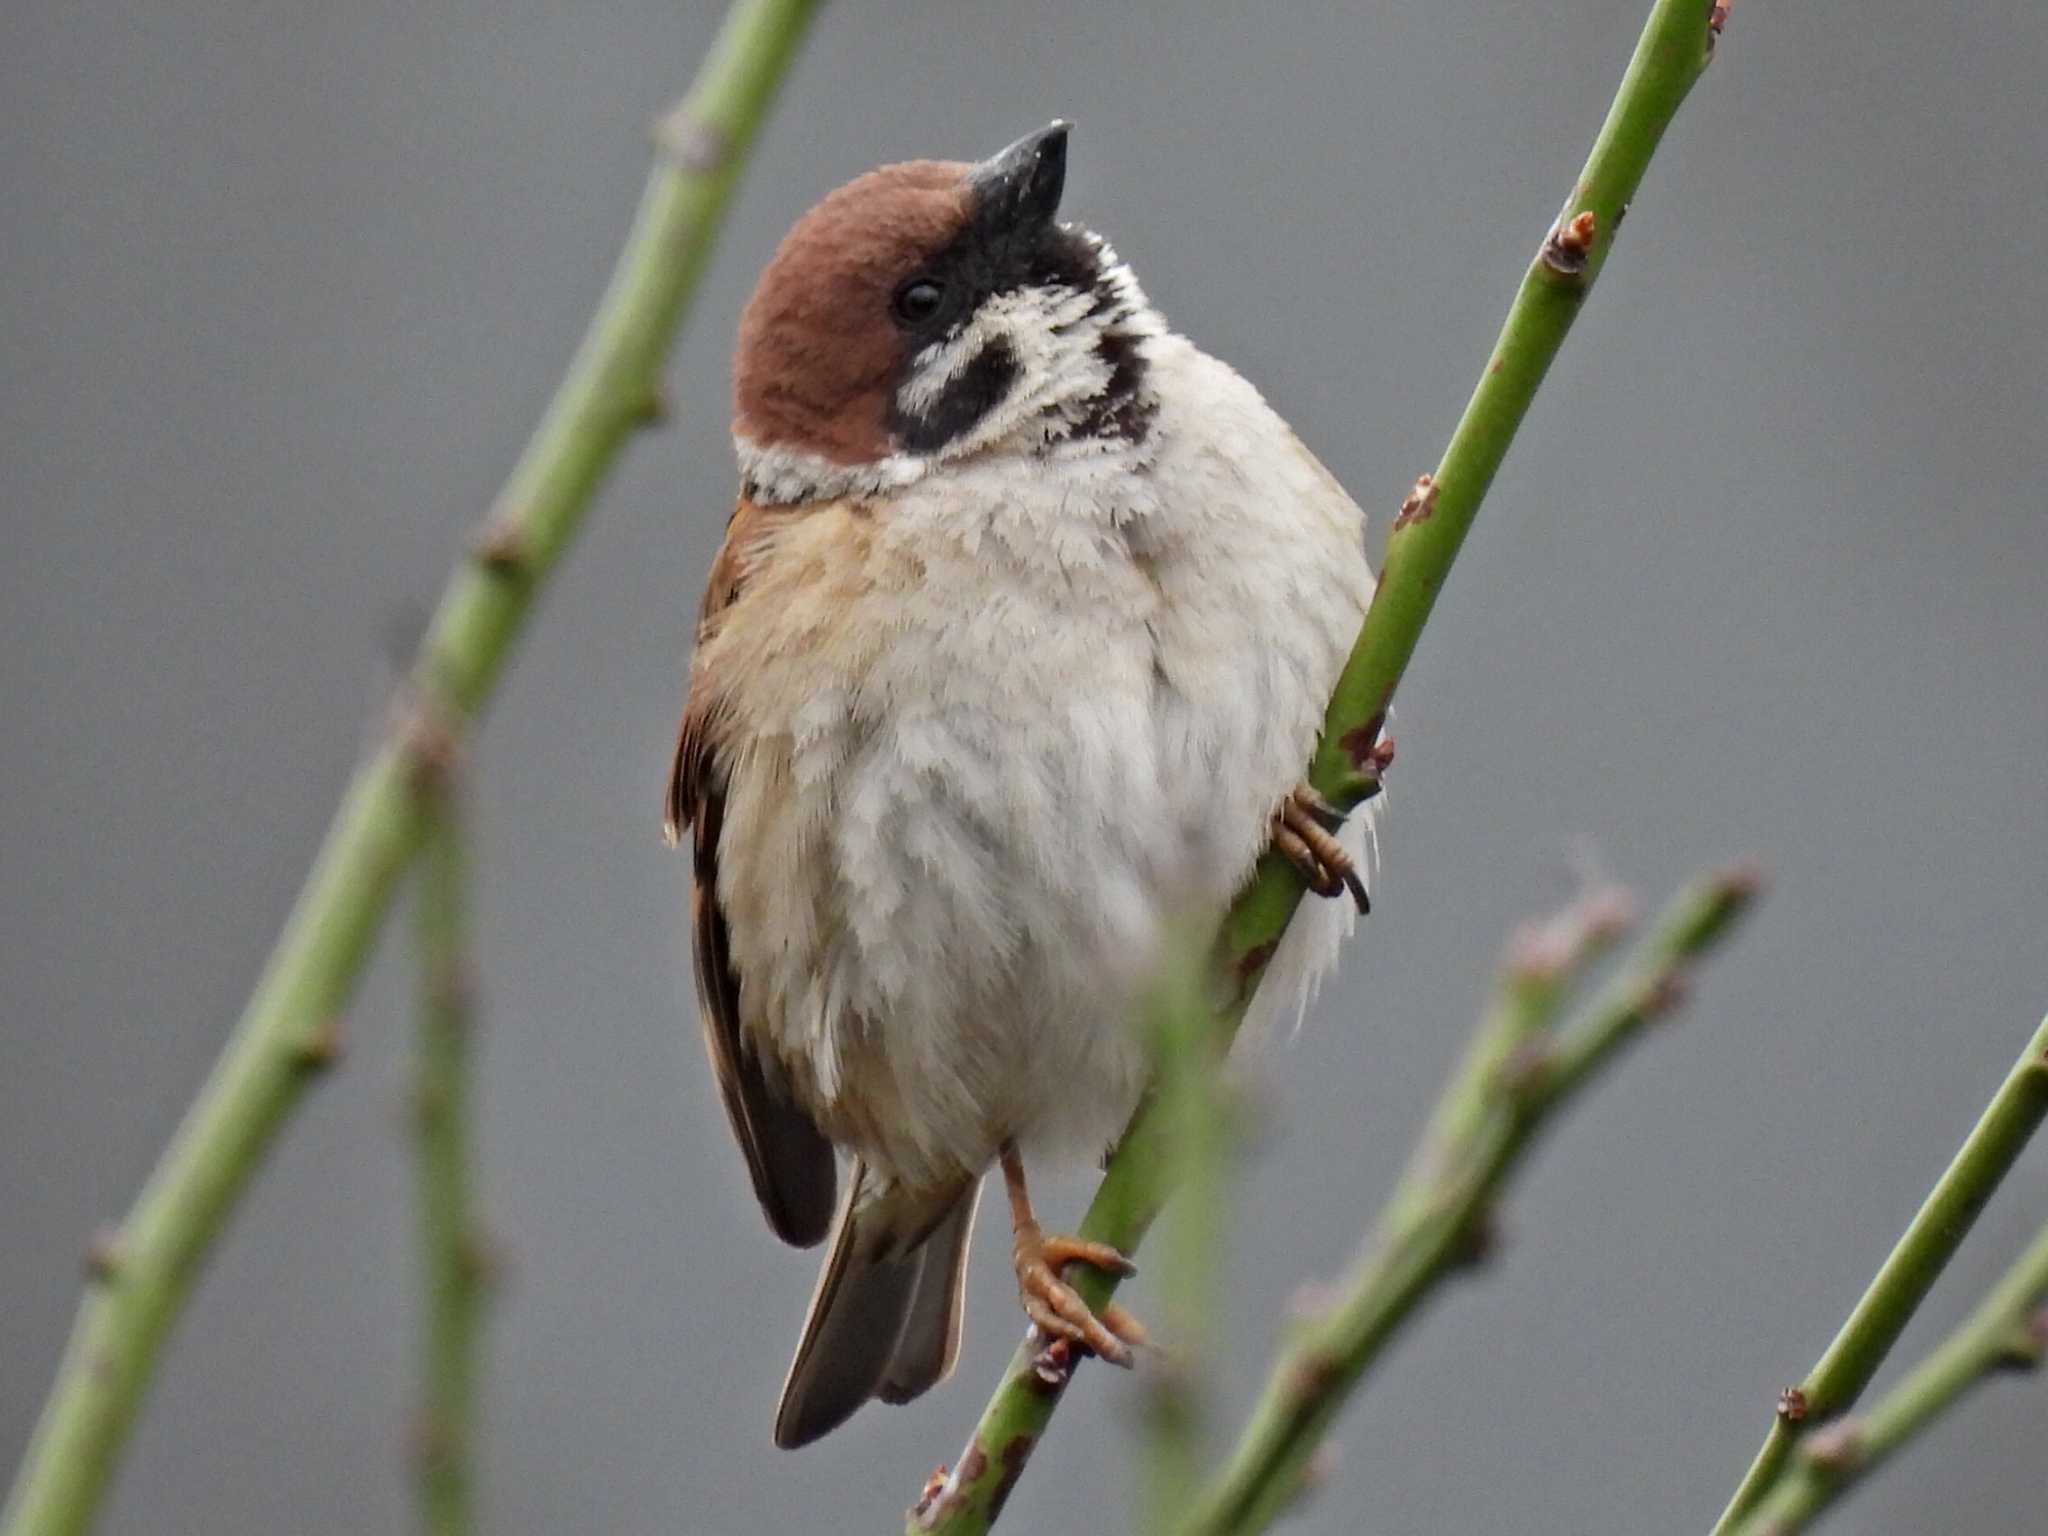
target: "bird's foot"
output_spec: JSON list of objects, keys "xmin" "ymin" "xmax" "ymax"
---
[
  {"xmin": 1271, "ymin": 782, "xmax": 1369, "ymax": 913},
  {"xmin": 1011, "ymin": 1223, "xmax": 1146, "ymax": 1366}
]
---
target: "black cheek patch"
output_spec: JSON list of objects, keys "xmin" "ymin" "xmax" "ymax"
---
[
  {"xmin": 890, "ymin": 336, "xmax": 1021, "ymax": 454},
  {"xmin": 1076, "ymin": 325, "xmax": 1155, "ymax": 445}
]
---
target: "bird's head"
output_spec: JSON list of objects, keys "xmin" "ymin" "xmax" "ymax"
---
[{"xmin": 732, "ymin": 122, "xmax": 1159, "ymax": 504}]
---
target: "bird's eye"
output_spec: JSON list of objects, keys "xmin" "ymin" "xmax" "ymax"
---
[{"xmin": 891, "ymin": 277, "xmax": 947, "ymax": 327}]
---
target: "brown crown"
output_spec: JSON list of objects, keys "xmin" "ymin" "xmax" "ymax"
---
[{"xmin": 733, "ymin": 160, "xmax": 974, "ymax": 466}]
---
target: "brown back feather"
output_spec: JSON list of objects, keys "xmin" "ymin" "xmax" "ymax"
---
[{"xmin": 667, "ymin": 500, "xmax": 835, "ymax": 1248}]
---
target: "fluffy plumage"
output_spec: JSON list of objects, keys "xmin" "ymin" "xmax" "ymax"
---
[{"xmin": 666, "ymin": 124, "xmax": 1374, "ymax": 1446}]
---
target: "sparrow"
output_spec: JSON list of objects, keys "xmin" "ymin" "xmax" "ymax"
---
[{"xmin": 665, "ymin": 122, "xmax": 1376, "ymax": 1448}]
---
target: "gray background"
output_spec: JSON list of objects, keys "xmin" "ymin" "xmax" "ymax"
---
[{"xmin": 5, "ymin": 2, "xmax": 2045, "ymax": 1532}]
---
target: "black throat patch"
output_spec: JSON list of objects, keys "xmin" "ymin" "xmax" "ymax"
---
[
  {"xmin": 1073, "ymin": 300, "xmax": 1156, "ymax": 446},
  {"xmin": 886, "ymin": 221, "xmax": 1153, "ymax": 456}
]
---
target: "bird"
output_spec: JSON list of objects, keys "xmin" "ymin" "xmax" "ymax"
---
[{"xmin": 665, "ymin": 121, "xmax": 1376, "ymax": 1449}]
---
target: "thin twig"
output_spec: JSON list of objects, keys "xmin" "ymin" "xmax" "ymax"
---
[
  {"xmin": 1711, "ymin": 1012, "xmax": 2048, "ymax": 1532},
  {"xmin": 1727, "ymin": 1216, "xmax": 2048, "ymax": 1536},
  {"xmin": 412, "ymin": 752, "xmax": 490, "ymax": 1536},
  {"xmin": 1175, "ymin": 867, "xmax": 1760, "ymax": 1536},
  {"xmin": 910, "ymin": 3, "xmax": 1730, "ymax": 1529},
  {"xmin": 0, "ymin": 7, "xmax": 818, "ymax": 1532},
  {"xmin": 1379, "ymin": 881, "xmax": 1635, "ymax": 1237}
]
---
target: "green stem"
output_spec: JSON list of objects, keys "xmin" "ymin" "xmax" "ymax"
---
[
  {"xmin": 1177, "ymin": 868, "xmax": 1759, "ymax": 1536},
  {"xmin": 1712, "ymin": 1012, "xmax": 2048, "ymax": 1532},
  {"xmin": 0, "ymin": 7, "xmax": 816, "ymax": 1532},
  {"xmin": 910, "ymin": 4, "xmax": 1725, "ymax": 1531},
  {"xmin": 1139, "ymin": 938, "xmax": 1231, "ymax": 1536},
  {"xmin": 1381, "ymin": 883, "xmax": 1633, "ymax": 1235},
  {"xmin": 413, "ymin": 766, "xmax": 488, "ymax": 1536},
  {"xmin": 1727, "ymin": 1217, "xmax": 2048, "ymax": 1536}
]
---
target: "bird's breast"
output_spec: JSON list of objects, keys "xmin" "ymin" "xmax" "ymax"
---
[{"xmin": 709, "ymin": 371, "xmax": 1372, "ymax": 1189}]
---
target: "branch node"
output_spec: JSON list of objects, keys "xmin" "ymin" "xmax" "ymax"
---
[
  {"xmin": 1026, "ymin": 1333, "xmax": 1074, "ymax": 1391},
  {"xmin": 1709, "ymin": 0, "xmax": 1733, "ymax": 39},
  {"xmin": 395, "ymin": 688, "xmax": 463, "ymax": 795},
  {"xmin": 409, "ymin": 1077, "xmax": 449, "ymax": 1130},
  {"xmin": 428, "ymin": 959, "xmax": 479, "ymax": 1023},
  {"xmin": 1452, "ymin": 1205, "xmax": 1504, "ymax": 1269},
  {"xmin": 82, "ymin": 1226, "xmax": 127, "ymax": 1284},
  {"xmin": 1540, "ymin": 210, "xmax": 1600, "ymax": 277},
  {"xmin": 1994, "ymin": 1307, "xmax": 2048, "ymax": 1371},
  {"xmin": 1641, "ymin": 965, "xmax": 1693, "ymax": 1021},
  {"xmin": 1497, "ymin": 1039, "xmax": 1557, "ymax": 1109},
  {"xmin": 1283, "ymin": 1441, "xmax": 1342, "ymax": 1516},
  {"xmin": 634, "ymin": 381, "xmax": 672, "ymax": 429},
  {"xmin": 1363, "ymin": 731, "xmax": 1395, "ymax": 780},
  {"xmin": 470, "ymin": 517, "xmax": 533, "ymax": 578},
  {"xmin": 296, "ymin": 1013, "xmax": 347, "ymax": 1072},
  {"xmin": 1503, "ymin": 935, "xmax": 1566, "ymax": 991},
  {"xmin": 1712, "ymin": 858, "xmax": 1769, "ymax": 906},
  {"xmin": 1336, "ymin": 721, "xmax": 1394, "ymax": 793},
  {"xmin": 1507, "ymin": 882, "xmax": 1637, "ymax": 985},
  {"xmin": 1285, "ymin": 1349, "xmax": 1342, "ymax": 1404},
  {"xmin": 407, "ymin": 1412, "xmax": 457, "ymax": 1478},
  {"xmin": 913, "ymin": 1443, "xmax": 985, "ymax": 1530},
  {"xmin": 456, "ymin": 1228, "xmax": 508, "ymax": 1293},
  {"xmin": 911, "ymin": 1462, "xmax": 950, "ymax": 1522},
  {"xmin": 1230, "ymin": 939, "xmax": 1281, "ymax": 1008},
  {"xmin": 1390, "ymin": 472, "xmax": 1439, "ymax": 532},
  {"xmin": 654, "ymin": 104, "xmax": 731, "ymax": 173},
  {"xmin": 1776, "ymin": 1385, "xmax": 1811, "ymax": 1423},
  {"xmin": 1800, "ymin": 1418, "xmax": 1864, "ymax": 1474},
  {"xmin": 1143, "ymin": 1352, "xmax": 1204, "ymax": 1428}
]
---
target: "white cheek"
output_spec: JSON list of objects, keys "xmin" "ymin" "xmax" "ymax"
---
[{"xmin": 894, "ymin": 285, "xmax": 1112, "ymax": 453}]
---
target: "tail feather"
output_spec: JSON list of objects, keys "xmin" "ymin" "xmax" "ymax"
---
[
  {"xmin": 877, "ymin": 1189, "xmax": 978, "ymax": 1404},
  {"xmin": 773, "ymin": 1163, "xmax": 977, "ymax": 1449}
]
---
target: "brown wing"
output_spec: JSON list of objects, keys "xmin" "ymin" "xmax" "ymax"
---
[{"xmin": 666, "ymin": 499, "xmax": 836, "ymax": 1248}]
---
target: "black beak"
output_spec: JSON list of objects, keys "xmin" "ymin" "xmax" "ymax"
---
[{"xmin": 967, "ymin": 121, "xmax": 1069, "ymax": 237}]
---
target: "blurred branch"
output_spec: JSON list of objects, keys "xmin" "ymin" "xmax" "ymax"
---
[
  {"xmin": 1711, "ymin": 1012, "xmax": 2048, "ymax": 1532},
  {"xmin": 1378, "ymin": 880, "xmax": 1634, "ymax": 1236},
  {"xmin": 1176, "ymin": 867, "xmax": 1760, "ymax": 1536},
  {"xmin": 411, "ymin": 755, "xmax": 491, "ymax": 1536},
  {"xmin": 1139, "ymin": 937, "xmax": 1231, "ymax": 1536},
  {"xmin": 1727, "ymin": 1213, "xmax": 2048, "ymax": 1536},
  {"xmin": 0, "ymin": 6, "xmax": 818, "ymax": 1532},
  {"xmin": 910, "ymin": 2, "xmax": 1729, "ymax": 1530}
]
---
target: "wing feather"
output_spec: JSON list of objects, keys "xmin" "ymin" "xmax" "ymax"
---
[{"xmin": 667, "ymin": 499, "xmax": 836, "ymax": 1248}]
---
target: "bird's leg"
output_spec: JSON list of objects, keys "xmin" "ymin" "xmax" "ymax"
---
[
  {"xmin": 1271, "ymin": 782, "xmax": 1369, "ymax": 913},
  {"xmin": 1000, "ymin": 1142, "xmax": 1146, "ymax": 1366}
]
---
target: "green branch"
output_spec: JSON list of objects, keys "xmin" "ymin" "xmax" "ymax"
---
[
  {"xmin": 909, "ymin": 4, "xmax": 1727, "ymax": 1531},
  {"xmin": 1712, "ymin": 1012, "xmax": 2048, "ymax": 1532},
  {"xmin": 1176, "ymin": 868, "xmax": 1759, "ymax": 1536},
  {"xmin": 1728, "ymin": 1214, "xmax": 2048, "ymax": 1536},
  {"xmin": 1379, "ymin": 881, "xmax": 1634, "ymax": 1240},
  {"xmin": 411, "ymin": 755, "xmax": 491, "ymax": 1536},
  {"xmin": 1139, "ymin": 937, "xmax": 1232, "ymax": 1536},
  {"xmin": 0, "ymin": 6, "xmax": 817, "ymax": 1531}
]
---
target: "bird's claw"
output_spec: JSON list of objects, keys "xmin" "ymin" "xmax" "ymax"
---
[
  {"xmin": 1013, "ymin": 1228, "xmax": 1146, "ymax": 1367},
  {"xmin": 1272, "ymin": 783, "xmax": 1369, "ymax": 913}
]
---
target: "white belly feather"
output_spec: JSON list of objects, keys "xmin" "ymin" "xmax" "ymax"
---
[{"xmin": 713, "ymin": 337, "xmax": 1373, "ymax": 1196}]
